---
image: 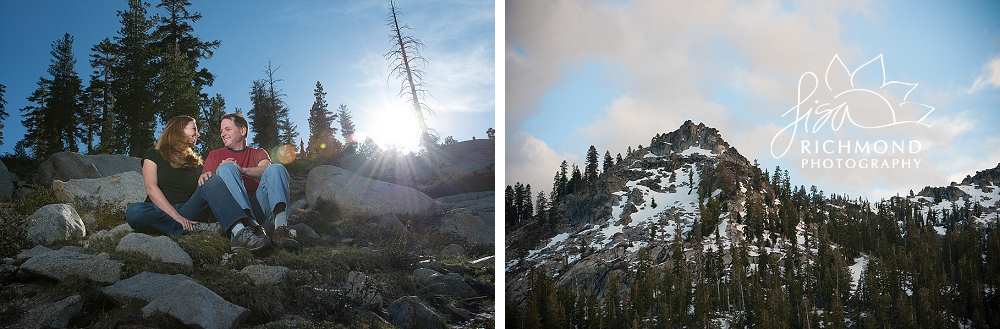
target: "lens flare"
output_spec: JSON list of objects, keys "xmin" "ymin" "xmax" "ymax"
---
[
  {"xmin": 273, "ymin": 144, "xmax": 297, "ymax": 164},
  {"xmin": 316, "ymin": 131, "xmax": 343, "ymax": 159}
]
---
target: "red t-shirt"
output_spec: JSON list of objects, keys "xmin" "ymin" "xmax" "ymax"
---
[{"xmin": 203, "ymin": 146, "xmax": 271, "ymax": 194}]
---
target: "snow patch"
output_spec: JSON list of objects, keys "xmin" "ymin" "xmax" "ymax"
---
[{"xmin": 849, "ymin": 256, "xmax": 869, "ymax": 294}]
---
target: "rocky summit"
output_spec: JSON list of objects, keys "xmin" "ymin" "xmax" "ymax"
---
[{"xmin": 506, "ymin": 120, "xmax": 1000, "ymax": 328}]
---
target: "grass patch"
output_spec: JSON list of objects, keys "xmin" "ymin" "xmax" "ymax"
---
[
  {"xmin": 195, "ymin": 265, "xmax": 287, "ymax": 325},
  {"xmin": 173, "ymin": 230, "xmax": 232, "ymax": 267},
  {"xmin": 88, "ymin": 302, "xmax": 185, "ymax": 329},
  {"xmin": 9, "ymin": 189, "xmax": 59, "ymax": 217},
  {"xmin": 112, "ymin": 250, "xmax": 194, "ymax": 279},
  {"xmin": 0, "ymin": 213, "xmax": 33, "ymax": 258},
  {"xmin": 72, "ymin": 197, "xmax": 127, "ymax": 233}
]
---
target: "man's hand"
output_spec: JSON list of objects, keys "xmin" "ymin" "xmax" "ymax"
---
[{"xmin": 198, "ymin": 171, "xmax": 213, "ymax": 186}]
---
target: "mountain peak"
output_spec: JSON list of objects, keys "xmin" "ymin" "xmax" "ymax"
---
[{"xmin": 648, "ymin": 121, "xmax": 730, "ymax": 156}]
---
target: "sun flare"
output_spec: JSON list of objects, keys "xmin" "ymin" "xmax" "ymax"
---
[{"xmin": 368, "ymin": 106, "xmax": 421, "ymax": 152}]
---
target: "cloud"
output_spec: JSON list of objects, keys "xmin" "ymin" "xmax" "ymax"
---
[
  {"xmin": 966, "ymin": 55, "xmax": 1000, "ymax": 94},
  {"xmin": 507, "ymin": 0, "xmax": 879, "ymax": 196},
  {"xmin": 506, "ymin": 131, "xmax": 579, "ymax": 194}
]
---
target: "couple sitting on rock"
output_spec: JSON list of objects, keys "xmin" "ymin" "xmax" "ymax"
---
[{"xmin": 125, "ymin": 113, "xmax": 298, "ymax": 253}]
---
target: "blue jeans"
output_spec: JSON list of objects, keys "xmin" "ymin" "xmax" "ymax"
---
[
  {"xmin": 215, "ymin": 163, "xmax": 290, "ymax": 230},
  {"xmin": 126, "ymin": 174, "xmax": 249, "ymax": 235}
]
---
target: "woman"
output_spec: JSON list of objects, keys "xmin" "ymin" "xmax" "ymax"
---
[{"xmin": 125, "ymin": 116, "xmax": 271, "ymax": 252}]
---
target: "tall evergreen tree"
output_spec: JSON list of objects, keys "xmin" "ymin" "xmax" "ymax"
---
[
  {"xmin": 569, "ymin": 165, "xmax": 583, "ymax": 194},
  {"xmin": 198, "ymin": 93, "xmax": 226, "ymax": 154},
  {"xmin": 156, "ymin": 42, "xmax": 200, "ymax": 125},
  {"xmin": 602, "ymin": 150, "xmax": 613, "ymax": 176},
  {"xmin": 152, "ymin": 0, "xmax": 220, "ymax": 93},
  {"xmin": 111, "ymin": 0, "xmax": 160, "ymax": 156},
  {"xmin": 19, "ymin": 34, "xmax": 84, "ymax": 157},
  {"xmin": 505, "ymin": 185, "xmax": 516, "ymax": 227},
  {"xmin": 585, "ymin": 145, "xmax": 599, "ymax": 183},
  {"xmin": 553, "ymin": 160, "xmax": 569, "ymax": 201},
  {"xmin": 248, "ymin": 62, "xmax": 295, "ymax": 150},
  {"xmin": 338, "ymin": 104, "xmax": 357, "ymax": 154},
  {"xmin": 89, "ymin": 38, "xmax": 118, "ymax": 154},
  {"xmin": 513, "ymin": 183, "xmax": 525, "ymax": 226},
  {"xmin": 248, "ymin": 79, "xmax": 274, "ymax": 148},
  {"xmin": 307, "ymin": 81, "xmax": 337, "ymax": 157},
  {"xmin": 0, "ymin": 83, "xmax": 7, "ymax": 147},
  {"xmin": 521, "ymin": 184, "xmax": 533, "ymax": 225},
  {"xmin": 535, "ymin": 191, "xmax": 548, "ymax": 227}
]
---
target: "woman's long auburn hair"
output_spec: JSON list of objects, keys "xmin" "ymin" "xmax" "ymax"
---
[{"xmin": 155, "ymin": 116, "xmax": 203, "ymax": 169}]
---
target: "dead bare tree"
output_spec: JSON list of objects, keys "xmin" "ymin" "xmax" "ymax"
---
[{"xmin": 385, "ymin": 0, "xmax": 434, "ymax": 149}]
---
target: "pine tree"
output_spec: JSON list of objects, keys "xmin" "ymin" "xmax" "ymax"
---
[
  {"xmin": 505, "ymin": 185, "xmax": 516, "ymax": 227},
  {"xmin": 338, "ymin": 104, "xmax": 357, "ymax": 154},
  {"xmin": 80, "ymin": 75, "xmax": 104, "ymax": 153},
  {"xmin": 603, "ymin": 150, "xmax": 613, "ymax": 176},
  {"xmin": 152, "ymin": 0, "xmax": 220, "ymax": 94},
  {"xmin": 89, "ymin": 38, "xmax": 118, "ymax": 154},
  {"xmin": 19, "ymin": 34, "xmax": 85, "ymax": 157},
  {"xmin": 156, "ymin": 42, "xmax": 200, "ymax": 126},
  {"xmin": 248, "ymin": 62, "xmax": 294, "ymax": 150},
  {"xmin": 553, "ymin": 160, "xmax": 569, "ymax": 201},
  {"xmin": 198, "ymin": 94, "xmax": 226, "ymax": 154},
  {"xmin": 521, "ymin": 184, "xmax": 533, "ymax": 225},
  {"xmin": 358, "ymin": 137, "xmax": 382, "ymax": 158},
  {"xmin": 569, "ymin": 165, "xmax": 583, "ymax": 194},
  {"xmin": 307, "ymin": 81, "xmax": 338, "ymax": 158},
  {"xmin": 513, "ymin": 183, "xmax": 525, "ymax": 226},
  {"xmin": 248, "ymin": 79, "xmax": 274, "ymax": 148},
  {"xmin": 0, "ymin": 83, "xmax": 8, "ymax": 146},
  {"xmin": 535, "ymin": 191, "xmax": 548, "ymax": 227},
  {"xmin": 585, "ymin": 145, "xmax": 599, "ymax": 183},
  {"xmin": 111, "ymin": 0, "xmax": 160, "ymax": 156}
]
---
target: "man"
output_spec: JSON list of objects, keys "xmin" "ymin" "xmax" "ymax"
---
[{"xmin": 199, "ymin": 113, "xmax": 299, "ymax": 251}]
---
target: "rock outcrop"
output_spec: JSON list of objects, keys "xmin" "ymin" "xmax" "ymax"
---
[
  {"xmin": 17, "ymin": 295, "xmax": 83, "ymax": 329},
  {"xmin": 436, "ymin": 191, "xmax": 494, "ymax": 246},
  {"xmin": 306, "ymin": 165, "xmax": 435, "ymax": 219},
  {"xmin": 26, "ymin": 203, "xmax": 86, "ymax": 245},
  {"xmin": 648, "ymin": 120, "xmax": 730, "ymax": 156},
  {"xmin": 18, "ymin": 249, "xmax": 122, "ymax": 284},
  {"xmin": 240, "ymin": 264, "xmax": 290, "ymax": 285},
  {"xmin": 116, "ymin": 233, "xmax": 193, "ymax": 266},
  {"xmin": 36, "ymin": 151, "xmax": 141, "ymax": 186},
  {"xmin": 101, "ymin": 271, "xmax": 196, "ymax": 305},
  {"xmin": 141, "ymin": 280, "xmax": 250, "ymax": 329},
  {"xmin": 333, "ymin": 139, "xmax": 495, "ymax": 197},
  {"xmin": 387, "ymin": 296, "xmax": 447, "ymax": 329},
  {"xmin": 52, "ymin": 171, "xmax": 146, "ymax": 209}
]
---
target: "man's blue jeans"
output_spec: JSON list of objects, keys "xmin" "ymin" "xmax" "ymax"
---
[
  {"xmin": 215, "ymin": 163, "xmax": 290, "ymax": 231},
  {"xmin": 125, "ymin": 173, "xmax": 249, "ymax": 235}
]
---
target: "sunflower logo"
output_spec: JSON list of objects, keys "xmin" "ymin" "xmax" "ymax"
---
[{"xmin": 771, "ymin": 54, "xmax": 934, "ymax": 159}]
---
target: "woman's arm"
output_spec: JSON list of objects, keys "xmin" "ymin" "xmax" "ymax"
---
[{"xmin": 142, "ymin": 159, "xmax": 197, "ymax": 231}]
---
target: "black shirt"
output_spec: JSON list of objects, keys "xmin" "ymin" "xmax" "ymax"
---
[{"xmin": 143, "ymin": 149, "xmax": 203, "ymax": 205}]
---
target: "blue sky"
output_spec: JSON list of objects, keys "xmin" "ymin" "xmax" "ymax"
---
[
  {"xmin": 0, "ymin": 0, "xmax": 495, "ymax": 155},
  {"xmin": 507, "ymin": 0, "xmax": 1000, "ymax": 200}
]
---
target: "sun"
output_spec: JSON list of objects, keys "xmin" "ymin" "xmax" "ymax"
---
[{"xmin": 368, "ymin": 106, "xmax": 421, "ymax": 152}]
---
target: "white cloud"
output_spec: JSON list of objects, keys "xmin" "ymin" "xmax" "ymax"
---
[
  {"xmin": 506, "ymin": 131, "xmax": 579, "ymax": 194},
  {"xmin": 966, "ymin": 56, "xmax": 1000, "ymax": 94},
  {"xmin": 507, "ymin": 0, "xmax": 881, "ymax": 195}
]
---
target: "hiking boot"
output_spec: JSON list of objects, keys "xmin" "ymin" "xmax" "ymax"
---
[
  {"xmin": 271, "ymin": 226, "xmax": 300, "ymax": 249},
  {"xmin": 231, "ymin": 226, "xmax": 271, "ymax": 253}
]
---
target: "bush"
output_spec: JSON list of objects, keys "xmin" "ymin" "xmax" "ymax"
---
[{"xmin": 0, "ymin": 214, "xmax": 33, "ymax": 258}]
